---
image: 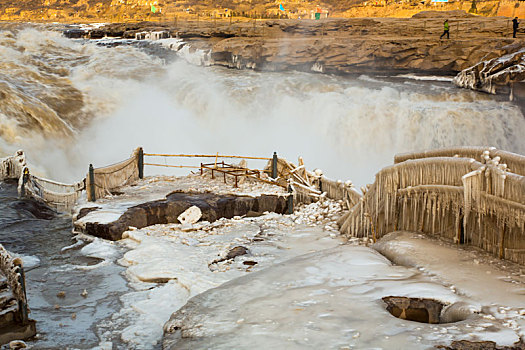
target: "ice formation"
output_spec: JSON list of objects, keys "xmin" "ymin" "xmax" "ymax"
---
[
  {"xmin": 177, "ymin": 206, "xmax": 202, "ymax": 225},
  {"xmin": 454, "ymin": 46, "xmax": 525, "ymax": 95},
  {"xmin": 162, "ymin": 243, "xmax": 524, "ymax": 349},
  {"xmin": 340, "ymin": 147, "xmax": 525, "ymax": 265},
  {"xmin": 0, "ymin": 244, "xmax": 26, "ymax": 306},
  {"xmin": 0, "ymin": 150, "xmax": 26, "ymax": 181}
]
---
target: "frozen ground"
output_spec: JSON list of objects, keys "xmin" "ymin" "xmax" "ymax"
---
[
  {"xmin": 68, "ymin": 175, "xmax": 524, "ymax": 349},
  {"xmin": 90, "ymin": 195, "xmax": 345, "ymax": 349},
  {"xmin": 162, "ymin": 238, "xmax": 525, "ymax": 350}
]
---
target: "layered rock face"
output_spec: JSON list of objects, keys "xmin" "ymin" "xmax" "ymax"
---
[{"xmin": 95, "ymin": 15, "xmax": 519, "ymax": 75}]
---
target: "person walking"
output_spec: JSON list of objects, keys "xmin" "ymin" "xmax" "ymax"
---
[
  {"xmin": 513, "ymin": 17, "xmax": 520, "ymax": 38},
  {"xmin": 440, "ymin": 19, "xmax": 450, "ymax": 39}
]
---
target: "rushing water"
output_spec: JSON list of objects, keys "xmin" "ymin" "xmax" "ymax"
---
[
  {"xmin": 2, "ymin": 24, "xmax": 525, "ymax": 186},
  {"xmin": 0, "ymin": 182, "xmax": 129, "ymax": 348},
  {"xmin": 1, "ymin": 22, "xmax": 525, "ymax": 348}
]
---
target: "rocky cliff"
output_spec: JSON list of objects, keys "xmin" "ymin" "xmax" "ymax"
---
[{"xmin": 94, "ymin": 15, "xmax": 520, "ymax": 75}]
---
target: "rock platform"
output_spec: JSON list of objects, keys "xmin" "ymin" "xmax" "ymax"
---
[{"xmin": 73, "ymin": 174, "xmax": 289, "ymax": 241}]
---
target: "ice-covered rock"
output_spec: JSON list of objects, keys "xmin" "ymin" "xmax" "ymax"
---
[{"xmin": 454, "ymin": 44, "xmax": 525, "ymax": 95}]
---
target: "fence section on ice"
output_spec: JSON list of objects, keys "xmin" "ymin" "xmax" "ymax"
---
[
  {"xmin": 340, "ymin": 147, "xmax": 525, "ymax": 265},
  {"xmin": 1, "ymin": 149, "xmax": 143, "ymax": 209},
  {"xmin": 19, "ymin": 168, "xmax": 85, "ymax": 211},
  {"xmin": 86, "ymin": 148, "xmax": 142, "ymax": 201}
]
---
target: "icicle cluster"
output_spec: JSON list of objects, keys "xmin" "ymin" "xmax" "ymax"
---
[
  {"xmin": 319, "ymin": 177, "xmax": 361, "ymax": 209},
  {"xmin": 396, "ymin": 146, "xmax": 525, "ymax": 177},
  {"xmin": 0, "ymin": 150, "xmax": 26, "ymax": 181},
  {"xmin": 0, "ymin": 244, "xmax": 26, "ymax": 305},
  {"xmin": 340, "ymin": 147, "xmax": 525, "ymax": 265},
  {"xmin": 453, "ymin": 47, "xmax": 525, "ymax": 95}
]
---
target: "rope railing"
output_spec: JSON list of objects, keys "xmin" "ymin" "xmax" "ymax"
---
[
  {"xmin": 1, "ymin": 148, "xmax": 286, "ymax": 207},
  {"xmin": 2, "ymin": 147, "xmax": 358, "ymax": 215},
  {"xmin": 144, "ymin": 153, "xmax": 272, "ymax": 161},
  {"xmin": 86, "ymin": 148, "xmax": 141, "ymax": 201},
  {"xmin": 144, "ymin": 163, "xmax": 203, "ymax": 169},
  {"xmin": 142, "ymin": 151, "xmax": 283, "ymax": 189},
  {"xmin": 18, "ymin": 168, "xmax": 85, "ymax": 211}
]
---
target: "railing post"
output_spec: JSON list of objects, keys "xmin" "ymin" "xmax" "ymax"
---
[
  {"xmin": 15, "ymin": 263, "xmax": 28, "ymax": 325},
  {"xmin": 272, "ymin": 152, "xmax": 278, "ymax": 179},
  {"xmin": 138, "ymin": 147, "xmax": 144, "ymax": 179},
  {"xmin": 88, "ymin": 164, "xmax": 96, "ymax": 202},
  {"xmin": 19, "ymin": 167, "xmax": 29, "ymax": 198},
  {"xmin": 287, "ymin": 184, "xmax": 294, "ymax": 214}
]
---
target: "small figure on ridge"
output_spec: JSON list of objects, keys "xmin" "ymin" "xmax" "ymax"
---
[
  {"xmin": 513, "ymin": 17, "xmax": 520, "ymax": 38},
  {"xmin": 440, "ymin": 19, "xmax": 450, "ymax": 40}
]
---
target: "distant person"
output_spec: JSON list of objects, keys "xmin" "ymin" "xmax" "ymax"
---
[
  {"xmin": 513, "ymin": 17, "xmax": 520, "ymax": 38},
  {"xmin": 440, "ymin": 19, "xmax": 450, "ymax": 39}
]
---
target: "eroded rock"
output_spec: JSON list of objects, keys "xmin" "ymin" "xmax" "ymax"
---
[
  {"xmin": 382, "ymin": 296, "xmax": 445, "ymax": 324},
  {"xmin": 437, "ymin": 340, "xmax": 525, "ymax": 350},
  {"xmin": 75, "ymin": 192, "xmax": 287, "ymax": 240}
]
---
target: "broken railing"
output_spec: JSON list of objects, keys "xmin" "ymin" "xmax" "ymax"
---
[
  {"xmin": 270, "ymin": 155, "xmax": 361, "ymax": 208},
  {"xmin": 143, "ymin": 152, "xmax": 361, "ymax": 212},
  {"xmin": 340, "ymin": 147, "xmax": 525, "ymax": 265}
]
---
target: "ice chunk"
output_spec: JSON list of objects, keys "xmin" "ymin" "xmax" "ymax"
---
[{"xmin": 178, "ymin": 206, "xmax": 202, "ymax": 225}]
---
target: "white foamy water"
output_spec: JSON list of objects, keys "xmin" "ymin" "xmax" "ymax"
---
[{"xmin": 1, "ymin": 25, "xmax": 524, "ymax": 187}]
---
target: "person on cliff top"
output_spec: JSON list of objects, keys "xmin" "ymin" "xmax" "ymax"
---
[
  {"xmin": 440, "ymin": 19, "xmax": 450, "ymax": 40},
  {"xmin": 513, "ymin": 17, "xmax": 519, "ymax": 38}
]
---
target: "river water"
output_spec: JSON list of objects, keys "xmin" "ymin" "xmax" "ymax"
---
[{"xmin": 1, "ymin": 23, "xmax": 525, "ymax": 348}]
